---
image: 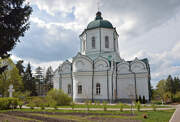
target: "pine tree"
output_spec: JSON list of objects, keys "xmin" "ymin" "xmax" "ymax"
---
[
  {"xmin": 142, "ymin": 96, "xmax": 146, "ymax": 104},
  {"xmin": 139, "ymin": 95, "xmax": 142, "ymax": 103},
  {"xmin": 16, "ymin": 60, "xmax": 24, "ymax": 76},
  {"xmin": 23, "ymin": 63, "xmax": 37, "ymax": 96},
  {"xmin": 166, "ymin": 75, "xmax": 175, "ymax": 102},
  {"xmin": 34, "ymin": 66, "xmax": 44, "ymax": 96},
  {"xmin": 45, "ymin": 66, "xmax": 54, "ymax": 91},
  {"xmin": 0, "ymin": 0, "xmax": 32, "ymax": 74}
]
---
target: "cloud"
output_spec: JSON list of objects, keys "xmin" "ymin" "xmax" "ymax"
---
[{"xmin": 11, "ymin": 0, "xmax": 180, "ymax": 87}]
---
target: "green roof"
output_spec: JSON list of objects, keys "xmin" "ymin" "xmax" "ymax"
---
[{"xmin": 87, "ymin": 11, "xmax": 113, "ymax": 30}]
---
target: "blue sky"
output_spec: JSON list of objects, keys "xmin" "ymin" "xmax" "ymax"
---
[{"xmin": 11, "ymin": 0, "xmax": 180, "ymax": 87}]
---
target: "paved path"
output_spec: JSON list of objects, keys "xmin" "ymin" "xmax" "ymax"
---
[
  {"xmin": 169, "ymin": 105, "xmax": 180, "ymax": 122},
  {"xmin": 22, "ymin": 106, "xmax": 175, "ymax": 111}
]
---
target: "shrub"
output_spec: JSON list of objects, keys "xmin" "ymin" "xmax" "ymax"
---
[
  {"xmin": 0, "ymin": 98, "xmax": 18, "ymax": 110},
  {"xmin": 89, "ymin": 100, "xmax": 92, "ymax": 106},
  {"xmin": 85, "ymin": 100, "xmax": 89, "ymax": 111},
  {"xmin": 136, "ymin": 101, "xmax": 141, "ymax": 111},
  {"xmin": 94, "ymin": 101, "xmax": 97, "ymax": 107},
  {"xmin": 71, "ymin": 102, "xmax": 75, "ymax": 110},
  {"xmin": 103, "ymin": 101, "xmax": 107, "ymax": 111},
  {"xmin": 30, "ymin": 97, "xmax": 44, "ymax": 107},
  {"xmin": 46, "ymin": 89, "xmax": 72, "ymax": 106},
  {"xmin": 119, "ymin": 102, "xmax": 124, "ymax": 112},
  {"xmin": 29, "ymin": 102, "xmax": 35, "ymax": 109},
  {"xmin": 0, "ymin": 98, "xmax": 9, "ymax": 110},
  {"xmin": 97, "ymin": 101, "xmax": 100, "ymax": 106},
  {"xmin": 18, "ymin": 101, "xmax": 24, "ymax": 109},
  {"xmin": 151, "ymin": 104, "xmax": 156, "ymax": 111}
]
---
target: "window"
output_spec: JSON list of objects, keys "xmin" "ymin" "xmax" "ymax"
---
[
  {"xmin": 78, "ymin": 85, "xmax": 82, "ymax": 94},
  {"xmin": 96, "ymin": 83, "xmax": 101, "ymax": 95},
  {"xmin": 68, "ymin": 84, "xmax": 71, "ymax": 94},
  {"xmin": 105, "ymin": 36, "xmax": 109, "ymax": 48},
  {"xmin": 92, "ymin": 36, "xmax": 95, "ymax": 49},
  {"xmin": 82, "ymin": 40, "xmax": 85, "ymax": 51}
]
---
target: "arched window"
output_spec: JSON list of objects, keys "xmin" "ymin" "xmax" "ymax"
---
[
  {"xmin": 78, "ymin": 85, "xmax": 82, "ymax": 94},
  {"xmin": 92, "ymin": 36, "xmax": 95, "ymax": 49},
  {"xmin": 96, "ymin": 83, "xmax": 101, "ymax": 95},
  {"xmin": 83, "ymin": 40, "xmax": 85, "ymax": 51},
  {"xmin": 68, "ymin": 84, "xmax": 71, "ymax": 94},
  {"xmin": 105, "ymin": 36, "xmax": 109, "ymax": 48}
]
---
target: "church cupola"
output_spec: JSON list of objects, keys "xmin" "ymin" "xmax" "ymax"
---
[
  {"xmin": 95, "ymin": 11, "xmax": 103, "ymax": 20},
  {"xmin": 87, "ymin": 11, "xmax": 113, "ymax": 30},
  {"xmin": 79, "ymin": 11, "xmax": 121, "ymax": 61}
]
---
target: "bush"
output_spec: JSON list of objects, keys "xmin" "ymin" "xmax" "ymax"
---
[
  {"xmin": 46, "ymin": 89, "xmax": 72, "ymax": 106},
  {"xmin": 97, "ymin": 101, "xmax": 100, "ymax": 106},
  {"xmin": 136, "ymin": 101, "xmax": 141, "ymax": 111},
  {"xmin": 29, "ymin": 101, "xmax": 35, "ymax": 109},
  {"xmin": 103, "ymin": 101, "xmax": 107, "ymax": 111},
  {"xmin": 49, "ymin": 99, "xmax": 57, "ymax": 110},
  {"xmin": 85, "ymin": 100, "xmax": 89, "ymax": 111},
  {"xmin": 0, "ymin": 98, "xmax": 18, "ymax": 110},
  {"xmin": 18, "ymin": 101, "xmax": 24, "ymax": 109},
  {"xmin": 71, "ymin": 102, "xmax": 75, "ymax": 110},
  {"xmin": 119, "ymin": 102, "xmax": 124, "ymax": 112},
  {"xmin": 151, "ymin": 104, "xmax": 156, "ymax": 111}
]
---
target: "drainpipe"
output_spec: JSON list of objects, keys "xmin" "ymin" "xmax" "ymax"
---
[
  {"xmin": 92, "ymin": 61, "xmax": 94, "ymax": 102},
  {"xmin": 71, "ymin": 63, "xmax": 73, "ymax": 97},
  {"xmin": 111, "ymin": 61, "xmax": 115, "ymax": 103},
  {"xmin": 115, "ymin": 63, "xmax": 118, "ymax": 102},
  {"xmin": 130, "ymin": 71, "xmax": 137, "ymax": 101},
  {"xmin": 107, "ymin": 68, "xmax": 110, "ymax": 102}
]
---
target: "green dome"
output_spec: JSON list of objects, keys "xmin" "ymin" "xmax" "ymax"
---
[{"xmin": 87, "ymin": 11, "xmax": 113, "ymax": 30}]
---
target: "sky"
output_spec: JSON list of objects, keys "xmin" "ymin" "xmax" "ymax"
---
[{"xmin": 11, "ymin": 0, "xmax": 180, "ymax": 87}]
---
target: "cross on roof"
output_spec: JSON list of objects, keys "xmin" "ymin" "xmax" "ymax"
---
[{"xmin": 97, "ymin": 0, "xmax": 101, "ymax": 11}]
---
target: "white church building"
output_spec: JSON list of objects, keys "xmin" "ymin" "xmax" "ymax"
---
[{"xmin": 53, "ymin": 11, "xmax": 151, "ymax": 103}]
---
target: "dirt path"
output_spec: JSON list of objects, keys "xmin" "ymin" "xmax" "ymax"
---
[
  {"xmin": 2, "ymin": 112, "xmax": 75, "ymax": 122},
  {"xmin": 1, "ymin": 111, "xmax": 141, "ymax": 122},
  {"xmin": 0, "ymin": 113, "xmax": 31, "ymax": 122}
]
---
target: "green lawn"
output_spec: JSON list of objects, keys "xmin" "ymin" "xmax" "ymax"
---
[
  {"xmin": 58, "ymin": 103, "xmax": 171, "ymax": 109},
  {"xmin": 0, "ymin": 108, "xmax": 175, "ymax": 122}
]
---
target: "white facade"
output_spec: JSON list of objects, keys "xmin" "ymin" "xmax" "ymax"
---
[{"xmin": 53, "ymin": 12, "xmax": 151, "ymax": 103}]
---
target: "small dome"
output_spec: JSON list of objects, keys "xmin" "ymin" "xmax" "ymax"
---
[{"xmin": 87, "ymin": 11, "xmax": 113, "ymax": 30}]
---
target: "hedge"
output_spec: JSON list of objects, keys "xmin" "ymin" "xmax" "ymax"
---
[{"xmin": 0, "ymin": 97, "xmax": 18, "ymax": 110}]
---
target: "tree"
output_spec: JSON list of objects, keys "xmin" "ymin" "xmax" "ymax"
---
[
  {"xmin": 174, "ymin": 77, "xmax": 180, "ymax": 92},
  {"xmin": 16, "ymin": 60, "xmax": 24, "ymax": 76},
  {"xmin": 45, "ymin": 66, "xmax": 54, "ymax": 91},
  {"xmin": 156, "ymin": 80, "xmax": 166, "ymax": 104},
  {"xmin": 166, "ymin": 75, "xmax": 175, "ymax": 101},
  {"xmin": 0, "ymin": 0, "xmax": 32, "ymax": 74},
  {"xmin": 34, "ymin": 66, "xmax": 44, "ymax": 96},
  {"xmin": 23, "ymin": 63, "xmax": 37, "ymax": 96},
  {"xmin": 0, "ymin": 58, "xmax": 23, "ymax": 97}
]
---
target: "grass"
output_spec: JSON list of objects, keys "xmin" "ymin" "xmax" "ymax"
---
[
  {"xmin": 0, "ymin": 108, "xmax": 175, "ymax": 122},
  {"xmin": 58, "ymin": 103, "xmax": 171, "ymax": 109},
  {"xmin": 15, "ymin": 116, "xmax": 42, "ymax": 122}
]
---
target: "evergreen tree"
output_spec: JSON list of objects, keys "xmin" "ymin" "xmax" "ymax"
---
[
  {"xmin": 45, "ymin": 66, "xmax": 54, "ymax": 90},
  {"xmin": 174, "ymin": 77, "xmax": 180, "ymax": 92},
  {"xmin": 142, "ymin": 96, "xmax": 146, "ymax": 104},
  {"xmin": 166, "ymin": 75, "xmax": 175, "ymax": 101},
  {"xmin": 139, "ymin": 95, "xmax": 142, "ymax": 103},
  {"xmin": 16, "ymin": 60, "xmax": 24, "ymax": 76},
  {"xmin": 0, "ymin": 0, "xmax": 32, "ymax": 74},
  {"xmin": 34, "ymin": 66, "xmax": 44, "ymax": 96},
  {"xmin": 23, "ymin": 63, "xmax": 37, "ymax": 96}
]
